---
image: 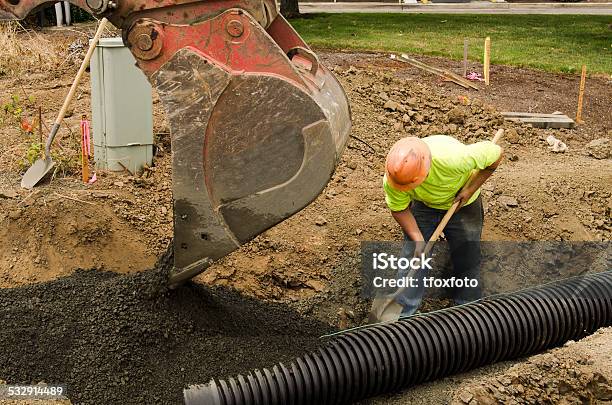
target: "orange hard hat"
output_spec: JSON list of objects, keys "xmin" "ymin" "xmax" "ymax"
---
[{"xmin": 385, "ymin": 137, "xmax": 431, "ymax": 191}]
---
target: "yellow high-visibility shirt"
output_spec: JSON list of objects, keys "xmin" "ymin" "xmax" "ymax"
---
[{"xmin": 383, "ymin": 135, "xmax": 502, "ymax": 211}]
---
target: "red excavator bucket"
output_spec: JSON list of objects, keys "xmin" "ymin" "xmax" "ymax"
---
[{"xmin": 0, "ymin": 0, "xmax": 351, "ymax": 285}]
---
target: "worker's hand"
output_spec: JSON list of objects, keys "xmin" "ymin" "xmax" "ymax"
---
[
  {"xmin": 413, "ymin": 240, "xmax": 426, "ymax": 258},
  {"xmin": 454, "ymin": 187, "xmax": 475, "ymax": 210}
]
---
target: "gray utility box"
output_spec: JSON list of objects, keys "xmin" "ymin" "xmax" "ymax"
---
[{"xmin": 90, "ymin": 37, "xmax": 153, "ymax": 174}]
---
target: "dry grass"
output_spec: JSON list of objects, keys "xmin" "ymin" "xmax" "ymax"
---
[{"xmin": 0, "ymin": 22, "xmax": 63, "ymax": 76}]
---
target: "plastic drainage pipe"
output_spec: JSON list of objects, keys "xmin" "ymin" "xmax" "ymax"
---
[{"xmin": 185, "ymin": 271, "xmax": 612, "ymax": 405}]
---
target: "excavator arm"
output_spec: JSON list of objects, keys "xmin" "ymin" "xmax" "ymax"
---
[{"xmin": 0, "ymin": 0, "xmax": 351, "ymax": 285}]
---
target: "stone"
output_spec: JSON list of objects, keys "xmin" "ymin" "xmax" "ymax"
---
[
  {"xmin": 306, "ymin": 280, "xmax": 326, "ymax": 292},
  {"xmin": 447, "ymin": 107, "xmax": 467, "ymax": 124},
  {"xmin": 0, "ymin": 190, "xmax": 18, "ymax": 198},
  {"xmin": 315, "ymin": 216, "xmax": 327, "ymax": 226},
  {"xmin": 585, "ymin": 138, "xmax": 610, "ymax": 159},
  {"xmin": 505, "ymin": 128, "xmax": 520, "ymax": 144},
  {"xmin": 406, "ymin": 97, "xmax": 418, "ymax": 106},
  {"xmin": 383, "ymin": 100, "xmax": 400, "ymax": 111},
  {"xmin": 8, "ymin": 210, "xmax": 22, "ymax": 220},
  {"xmin": 402, "ymin": 114, "xmax": 411, "ymax": 123},
  {"xmin": 498, "ymin": 196, "xmax": 519, "ymax": 208},
  {"xmin": 458, "ymin": 391, "xmax": 474, "ymax": 403},
  {"xmin": 0, "ymin": 189, "xmax": 17, "ymax": 199}
]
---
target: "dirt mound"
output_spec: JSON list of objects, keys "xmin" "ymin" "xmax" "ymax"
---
[
  {"xmin": 0, "ymin": 194, "xmax": 157, "ymax": 287},
  {"xmin": 452, "ymin": 328, "xmax": 612, "ymax": 405},
  {"xmin": 0, "ymin": 263, "xmax": 333, "ymax": 404}
]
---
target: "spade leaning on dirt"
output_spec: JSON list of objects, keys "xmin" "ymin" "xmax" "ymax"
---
[{"xmin": 0, "ymin": 25, "xmax": 611, "ymax": 405}]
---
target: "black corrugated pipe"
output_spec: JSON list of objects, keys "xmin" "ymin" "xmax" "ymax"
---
[{"xmin": 184, "ymin": 271, "xmax": 612, "ymax": 404}]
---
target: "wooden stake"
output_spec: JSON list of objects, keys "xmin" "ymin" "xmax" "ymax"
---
[
  {"xmin": 576, "ymin": 64, "xmax": 586, "ymax": 124},
  {"xmin": 81, "ymin": 115, "xmax": 89, "ymax": 184},
  {"xmin": 483, "ymin": 37, "xmax": 491, "ymax": 86},
  {"xmin": 463, "ymin": 39, "xmax": 468, "ymax": 77}
]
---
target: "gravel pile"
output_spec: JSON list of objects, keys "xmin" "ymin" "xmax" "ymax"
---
[{"xmin": 0, "ymin": 261, "xmax": 332, "ymax": 404}]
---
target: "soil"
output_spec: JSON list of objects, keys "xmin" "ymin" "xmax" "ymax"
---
[
  {"xmin": 0, "ymin": 258, "xmax": 332, "ymax": 404},
  {"xmin": 451, "ymin": 327, "xmax": 612, "ymax": 405},
  {"xmin": 0, "ymin": 25, "xmax": 610, "ymax": 404},
  {"xmin": 368, "ymin": 327, "xmax": 612, "ymax": 405}
]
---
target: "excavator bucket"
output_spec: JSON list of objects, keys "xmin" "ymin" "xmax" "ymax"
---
[{"xmin": 1, "ymin": 0, "xmax": 351, "ymax": 285}]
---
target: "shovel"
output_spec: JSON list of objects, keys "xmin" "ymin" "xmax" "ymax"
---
[
  {"xmin": 21, "ymin": 18, "xmax": 108, "ymax": 189},
  {"xmin": 368, "ymin": 129, "xmax": 504, "ymax": 324}
]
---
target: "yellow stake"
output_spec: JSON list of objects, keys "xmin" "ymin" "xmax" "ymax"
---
[
  {"xmin": 484, "ymin": 37, "xmax": 491, "ymax": 86},
  {"xmin": 576, "ymin": 65, "xmax": 586, "ymax": 124}
]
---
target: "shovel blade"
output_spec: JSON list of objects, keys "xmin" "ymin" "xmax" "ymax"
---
[
  {"xmin": 21, "ymin": 158, "xmax": 55, "ymax": 189},
  {"xmin": 368, "ymin": 296, "xmax": 404, "ymax": 324}
]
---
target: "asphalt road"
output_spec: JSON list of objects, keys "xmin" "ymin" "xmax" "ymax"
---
[{"xmin": 300, "ymin": 1, "xmax": 612, "ymax": 15}]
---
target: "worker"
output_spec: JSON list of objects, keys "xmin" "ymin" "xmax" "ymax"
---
[{"xmin": 383, "ymin": 135, "xmax": 503, "ymax": 316}]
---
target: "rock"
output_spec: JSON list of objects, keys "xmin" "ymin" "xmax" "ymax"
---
[
  {"xmin": 406, "ymin": 97, "xmax": 418, "ymax": 106},
  {"xmin": 585, "ymin": 138, "xmax": 610, "ymax": 159},
  {"xmin": 402, "ymin": 113, "xmax": 411, "ymax": 123},
  {"xmin": 447, "ymin": 107, "xmax": 466, "ymax": 125},
  {"xmin": 458, "ymin": 391, "xmax": 474, "ymax": 403},
  {"xmin": 546, "ymin": 135, "xmax": 567, "ymax": 153},
  {"xmin": 114, "ymin": 181, "xmax": 125, "ymax": 188},
  {"xmin": 379, "ymin": 92, "xmax": 389, "ymax": 101},
  {"xmin": 588, "ymin": 372, "xmax": 612, "ymax": 400},
  {"xmin": 0, "ymin": 189, "xmax": 17, "ymax": 199},
  {"xmin": 314, "ymin": 216, "xmax": 327, "ymax": 226},
  {"xmin": 393, "ymin": 121, "xmax": 403, "ymax": 131},
  {"xmin": 498, "ymin": 196, "xmax": 519, "ymax": 208},
  {"xmin": 505, "ymin": 128, "xmax": 520, "ymax": 144},
  {"xmin": 8, "ymin": 210, "xmax": 22, "ymax": 220},
  {"xmin": 306, "ymin": 279, "xmax": 326, "ymax": 292},
  {"xmin": 383, "ymin": 100, "xmax": 400, "ymax": 111}
]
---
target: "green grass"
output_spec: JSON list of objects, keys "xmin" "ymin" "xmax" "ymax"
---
[{"xmin": 291, "ymin": 14, "xmax": 611, "ymax": 74}]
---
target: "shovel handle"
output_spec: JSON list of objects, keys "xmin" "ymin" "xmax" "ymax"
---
[{"xmin": 45, "ymin": 18, "xmax": 108, "ymax": 157}]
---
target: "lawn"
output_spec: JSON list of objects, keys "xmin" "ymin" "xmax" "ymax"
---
[{"xmin": 290, "ymin": 14, "xmax": 611, "ymax": 74}]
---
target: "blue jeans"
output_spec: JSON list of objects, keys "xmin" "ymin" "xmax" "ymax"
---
[{"xmin": 397, "ymin": 196, "xmax": 484, "ymax": 316}]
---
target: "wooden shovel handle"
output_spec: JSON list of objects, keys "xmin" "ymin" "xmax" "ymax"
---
[{"xmin": 54, "ymin": 18, "xmax": 108, "ymax": 126}]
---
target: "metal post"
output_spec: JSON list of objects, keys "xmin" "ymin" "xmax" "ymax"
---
[
  {"xmin": 54, "ymin": 2, "xmax": 63, "ymax": 27},
  {"xmin": 63, "ymin": 1, "xmax": 71, "ymax": 25}
]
